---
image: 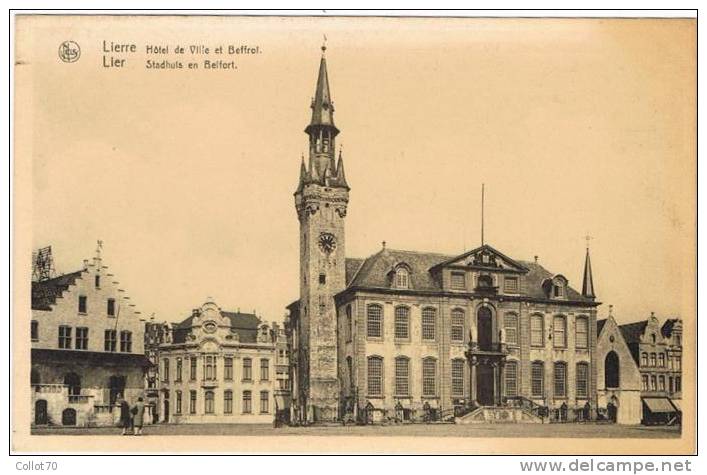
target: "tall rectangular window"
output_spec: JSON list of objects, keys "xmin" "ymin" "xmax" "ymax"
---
[
  {"xmin": 58, "ymin": 326, "xmax": 72, "ymax": 349},
  {"xmin": 451, "ymin": 359, "xmax": 465, "ymax": 397},
  {"xmin": 422, "ymin": 358, "xmax": 437, "ymax": 397},
  {"xmin": 505, "ymin": 361, "xmax": 518, "ymax": 397},
  {"xmin": 224, "ymin": 390, "xmax": 233, "ymax": 414},
  {"xmin": 575, "ymin": 317, "xmax": 588, "ymax": 349},
  {"xmin": 175, "ymin": 391, "xmax": 182, "ymax": 414},
  {"xmin": 576, "ymin": 363, "xmax": 589, "ymax": 398},
  {"xmin": 119, "ymin": 331, "xmax": 132, "ymax": 352},
  {"xmin": 204, "ymin": 390, "xmax": 215, "ymax": 414},
  {"xmin": 422, "ymin": 308, "xmax": 436, "ymax": 341},
  {"xmin": 242, "ymin": 391, "xmax": 252, "ymax": 414},
  {"xmin": 176, "ymin": 358, "xmax": 183, "ymax": 382},
  {"xmin": 189, "ymin": 390, "xmax": 196, "ymax": 414},
  {"xmin": 650, "ymin": 375, "xmax": 657, "ymax": 391},
  {"xmin": 78, "ymin": 296, "xmax": 87, "ymax": 314},
  {"xmin": 260, "ymin": 391, "xmax": 269, "ymax": 413},
  {"xmin": 204, "ymin": 355, "xmax": 216, "ymax": 380},
  {"xmin": 243, "ymin": 358, "xmax": 252, "ymax": 381},
  {"xmin": 554, "ymin": 362, "xmax": 567, "ymax": 397},
  {"xmin": 659, "ymin": 375, "xmax": 666, "ymax": 391},
  {"xmin": 31, "ymin": 321, "xmax": 38, "ymax": 341},
  {"xmin": 163, "ymin": 358, "xmax": 170, "ymax": 383},
  {"xmin": 530, "ymin": 315, "xmax": 544, "ymax": 347},
  {"xmin": 95, "ymin": 275, "xmax": 101, "ymax": 288},
  {"xmin": 75, "ymin": 327, "xmax": 88, "ymax": 350},
  {"xmin": 367, "ymin": 305, "xmax": 382, "ymax": 338},
  {"xmin": 553, "ymin": 316, "xmax": 567, "ymax": 348},
  {"xmin": 107, "ymin": 298, "xmax": 115, "ymax": 317},
  {"xmin": 395, "ymin": 357, "xmax": 409, "ymax": 396},
  {"xmin": 504, "ymin": 313, "xmax": 518, "ymax": 345},
  {"xmin": 367, "ymin": 357, "xmax": 383, "ymax": 396},
  {"xmin": 394, "ymin": 306, "xmax": 410, "ymax": 340},
  {"xmin": 503, "ymin": 276, "xmax": 519, "ymax": 293},
  {"xmin": 451, "ymin": 309, "xmax": 465, "ymax": 343},
  {"xmin": 642, "ymin": 374, "xmax": 649, "ymax": 391},
  {"xmin": 104, "ymin": 329, "xmax": 116, "ymax": 352},
  {"xmin": 345, "ymin": 305, "xmax": 353, "ymax": 342},
  {"xmin": 260, "ymin": 359, "xmax": 269, "ymax": 381},
  {"xmin": 190, "ymin": 357, "xmax": 197, "ymax": 380},
  {"xmin": 224, "ymin": 357, "xmax": 233, "ymax": 380},
  {"xmin": 451, "ymin": 272, "xmax": 466, "ymax": 290},
  {"xmin": 531, "ymin": 362, "xmax": 544, "ymax": 397},
  {"xmin": 650, "ymin": 353, "xmax": 657, "ymax": 367},
  {"xmin": 658, "ymin": 353, "xmax": 665, "ymax": 367}
]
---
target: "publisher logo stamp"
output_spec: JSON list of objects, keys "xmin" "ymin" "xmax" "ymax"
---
[{"xmin": 58, "ymin": 41, "xmax": 81, "ymax": 63}]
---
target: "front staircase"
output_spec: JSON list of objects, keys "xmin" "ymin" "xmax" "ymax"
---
[{"xmin": 455, "ymin": 397, "xmax": 545, "ymax": 424}]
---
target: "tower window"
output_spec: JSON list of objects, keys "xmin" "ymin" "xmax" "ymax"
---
[
  {"xmin": 107, "ymin": 298, "xmax": 115, "ymax": 317},
  {"xmin": 95, "ymin": 275, "xmax": 100, "ymax": 288},
  {"xmin": 319, "ymin": 273, "xmax": 326, "ymax": 285},
  {"xmin": 78, "ymin": 296, "xmax": 87, "ymax": 314}
]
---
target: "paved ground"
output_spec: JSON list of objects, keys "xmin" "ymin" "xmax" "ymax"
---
[{"xmin": 32, "ymin": 423, "xmax": 681, "ymax": 438}]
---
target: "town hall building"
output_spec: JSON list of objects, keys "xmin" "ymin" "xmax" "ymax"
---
[{"xmin": 285, "ymin": 47, "xmax": 601, "ymax": 424}]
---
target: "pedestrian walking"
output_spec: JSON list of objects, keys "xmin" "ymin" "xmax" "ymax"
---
[
  {"xmin": 132, "ymin": 397, "xmax": 145, "ymax": 435},
  {"xmin": 118, "ymin": 395, "xmax": 133, "ymax": 435}
]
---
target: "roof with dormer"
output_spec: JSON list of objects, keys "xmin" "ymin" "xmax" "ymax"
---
[
  {"xmin": 342, "ymin": 244, "xmax": 593, "ymax": 304},
  {"xmin": 618, "ymin": 321, "xmax": 649, "ymax": 345},
  {"xmin": 172, "ymin": 310, "xmax": 261, "ymax": 344}
]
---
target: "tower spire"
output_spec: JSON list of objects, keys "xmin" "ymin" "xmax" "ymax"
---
[{"xmin": 582, "ymin": 237, "xmax": 595, "ymax": 300}]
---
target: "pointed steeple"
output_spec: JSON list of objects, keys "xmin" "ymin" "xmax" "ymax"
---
[
  {"xmin": 582, "ymin": 247, "xmax": 595, "ymax": 300},
  {"xmin": 335, "ymin": 148, "xmax": 349, "ymax": 189},
  {"xmin": 305, "ymin": 44, "xmax": 338, "ymax": 134},
  {"xmin": 296, "ymin": 154, "xmax": 308, "ymax": 192}
]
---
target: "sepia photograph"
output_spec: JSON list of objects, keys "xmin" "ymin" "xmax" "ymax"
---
[{"xmin": 10, "ymin": 10, "xmax": 697, "ymax": 457}]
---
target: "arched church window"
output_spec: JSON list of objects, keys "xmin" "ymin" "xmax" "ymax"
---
[{"xmin": 605, "ymin": 351, "xmax": 620, "ymax": 389}]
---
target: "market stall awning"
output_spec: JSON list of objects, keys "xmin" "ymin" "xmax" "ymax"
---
[
  {"xmin": 642, "ymin": 397, "xmax": 677, "ymax": 413},
  {"xmin": 670, "ymin": 399, "xmax": 681, "ymax": 411}
]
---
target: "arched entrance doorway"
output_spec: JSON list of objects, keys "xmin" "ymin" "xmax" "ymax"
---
[
  {"xmin": 477, "ymin": 306, "xmax": 493, "ymax": 351},
  {"xmin": 605, "ymin": 351, "xmax": 620, "ymax": 389},
  {"xmin": 607, "ymin": 396, "xmax": 619, "ymax": 423},
  {"xmin": 109, "ymin": 375, "xmax": 126, "ymax": 406},
  {"xmin": 163, "ymin": 398, "xmax": 170, "ymax": 423},
  {"xmin": 62, "ymin": 408, "xmax": 77, "ymax": 426},
  {"xmin": 34, "ymin": 400, "xmax": 48, "ymax": 425}
]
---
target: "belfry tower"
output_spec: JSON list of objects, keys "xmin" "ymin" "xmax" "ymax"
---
[{"xmin": 294, "ymin": 45, "xmax": 349, "ymax": 422}]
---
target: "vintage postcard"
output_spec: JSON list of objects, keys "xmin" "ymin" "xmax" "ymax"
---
[{"xmin": 12, "ymin": 13, "xmax": 696, "ymax": 454}]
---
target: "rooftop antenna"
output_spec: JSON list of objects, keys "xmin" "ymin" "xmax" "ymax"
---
[
  {"xmin": 481, "ymin": 183, "xmax": 485, "ymax": 246},
  {"xmin": 32, "ymin": 246, "xmax": 56, "ymax": 282}
]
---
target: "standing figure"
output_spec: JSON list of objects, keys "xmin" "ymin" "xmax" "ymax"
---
[
  {"xmin": 118, "ymin": 395, "xmax": 133, "ymax": 435},
  {"xmin": 132, "ymin": 397, "xmax": 145, "ymax": 435}
]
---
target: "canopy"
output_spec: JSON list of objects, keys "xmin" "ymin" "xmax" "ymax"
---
[{"xmin": 642, "ymin": 397, "xmax": 676, "ymax": 413}]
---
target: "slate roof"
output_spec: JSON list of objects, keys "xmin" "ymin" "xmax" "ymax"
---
[
  {"xmin": 343, "ymin": 247, "xmax": 592, "ymax": 303},
  {"xmin": 619, "ymin": 321, "xmax": 648, "ymax": 345},
  {"xmin": 661, "ymin": 318, "xmax": 681, "ymax": 338},
  {"xmin": 597, "ymin": 318, "xmax": 607, "ymax": 336},
  {"xmin": 172, "ymin": 310, "xmax": 261, "ymax": 344},
  {"xmin": 31, "ymin": 270, "xmax": 84, "ymax": 311}
]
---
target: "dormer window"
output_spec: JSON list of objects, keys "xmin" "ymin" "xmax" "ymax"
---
[
  {"xmin": 395, "ymin": 267, "xmax": 409, "ymax": 289},
  {"xmin": 553, "ymin": 283, "xmax": 565, "ymax": 298}
]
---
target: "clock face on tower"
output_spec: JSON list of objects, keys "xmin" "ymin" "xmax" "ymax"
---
[{"xmin": 318, "ymin": 232, "xmax": 337, "ymax": 254}]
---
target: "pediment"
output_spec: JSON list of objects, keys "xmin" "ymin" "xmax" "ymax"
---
[{"xmin": 431, "ymin": 245, "xmax": 528, "ymax": 273}]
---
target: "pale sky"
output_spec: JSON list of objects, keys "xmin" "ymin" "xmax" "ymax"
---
[{"xmin": 20, "ymin": 16, "xmax": 695, "ymax": 325}]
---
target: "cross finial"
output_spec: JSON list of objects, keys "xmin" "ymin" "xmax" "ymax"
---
[
  {"xmin": 609, "ymin": 304, "xmax": 613, "ymax": 317},
  {"xmin": 382, "ymin": 240, "xmax": 386, "ymax": 249},
  {"xmin": 322, "ymin": 34, "xmax": 327, "ymax": 53},
  {"xmin": 584, "ymin": 234, "xmax": 593, "ymax": 250}
]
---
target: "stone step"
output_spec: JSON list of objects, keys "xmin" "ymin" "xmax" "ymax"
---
[{"xmin": 455, "ymin": 406, "xmax": 543, "ymax": 424}]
